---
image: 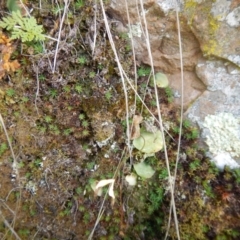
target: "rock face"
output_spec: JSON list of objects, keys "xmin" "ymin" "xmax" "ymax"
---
[{"xmin": 107, "ymin": 0, "xmax": 240, "ymax": 168}]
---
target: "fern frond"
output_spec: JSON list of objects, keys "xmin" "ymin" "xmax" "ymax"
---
[{"xmin": 0, "ymin": 11, "xmax": 45, "ymax": 42}]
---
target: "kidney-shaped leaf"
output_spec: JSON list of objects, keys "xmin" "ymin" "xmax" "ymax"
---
[
  {"xmin": 133, "ymin": 130, "xmax": 163, "ymax": 153},
  {"xmin": 151, "ymin": 72, "xmax": 169, "ymax": 88},
  {"xmin": 134, "ymin": 161, "xmax": 155, "ymax": 178}
]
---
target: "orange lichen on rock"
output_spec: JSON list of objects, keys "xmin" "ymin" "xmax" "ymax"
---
[{"xmin": 0, "ymin": 33, "xmax": 20, "ymax": 79}]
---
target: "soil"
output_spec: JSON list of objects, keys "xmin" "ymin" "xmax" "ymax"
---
[{"xmin": 0, "ymin": 1, "xmax": 240, "ymax": 240}]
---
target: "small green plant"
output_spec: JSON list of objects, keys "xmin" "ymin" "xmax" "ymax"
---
[
  {"xmin": 21, "ymin": 96, "xmax": 29, "ymax": 103},
  {"xmin": 0, "ymin": 142, "xmax": 8, "ymax": 155},
  {"xmin": 52, "ymin": 5, "xmax": 64, "ymax": 16},
  {"xmin": 183, "ymin": 119, "xmax": 191, "ymax": 128},
  {"xmin": 159, "ymin": 168, "xmax": 168, "ymax": 180},
  {"xmin": 76, "ymin": 187, "xmax": 83, "ymax": 195},
  {"xmin": 49, "ymin": 89, "xmax": 58, "ymax": 98},
  {"xmin": 82, "ymin": 129, "xmax": 90, "ymax": 137},
  {"xmin": 75, "ymin": 0, "xmax": 85, "ymax": 8},
  {"xmin": 81, "ymin": 120, "xmax": 89, "ymax": 128},
  {"xmin": 165, "ymin": 86, "xmax": 174, "ymax": 102},
  {"xmin": 33, "ymin": 42, "xmax": 44, "ymax": 54},
  {"xmin": 49, "ymin": 124, "xmax": 60, "ymax": 135},
  {"xmin": 6, "ymin": 88, "xmax": 15, "ymax": 97},
  {"xmin": 105, "ymin": 89, "xmax": 113, "ymax": 101},
  {"xmin": 63, "ymin": 128, "xmax": 73, "ymax": 136},
  {"xmin": 63, "ymin": 85, "xmax": 71, "ymax": 93},
  {"xmin": 89, "ymin": 71, "xmax": 96, "ymax": 78},
  {"xmin": 233, "ymin": 168, "xmax": 240, "ymax": 184},
  {"xmin": 77, "ymin": 56, "xmax": 87, "ymax": 64},
  {"xmin": 137, "ymin": 66, "xmax": 151, "ymax": 77},
  {"xmin": 38, "ymin": 126, "xmax": 47, "ymax": 133},
  {"xmin": 0, "ymin": 11, "xmax": 45, "ymax": 42},
  {"xmin": 189, "ymin": 159, "xmax": 201, "ymax": 171},
  {"xmin": 44, "ymin": 115, "xmax": 53, "ymax": 123},
  {"xmin": 202, "ymin": 180, "xmax": 215, "ymax": 198},
  {"xmin": 18, "ymin": 228, "xmax": 30, "ymax": 237},
  {"xmin": 186, "ymin": 128, "xmax": 199, "ymax": 140},
  {"xmin": 75, "ymin": 84, "xmax": 83, "ymax": 94},
  {"xmin": 39, "ymin": 74, "xmax": 46, "ymax": 81},
  {"xmin": 79, "ymin": 113, "xmax": 85, "ymax": 120}
]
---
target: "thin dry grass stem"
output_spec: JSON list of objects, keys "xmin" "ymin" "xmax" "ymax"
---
[
  {"xmin": 0, "ymin": 210, "xmax": 21, "ymax": 240},
  {"xmin": 91, "ymin": 0, "xmax": 97, "ymax": 56},
  {"xmin": 165, "ymin": 3, "xmax": 184, "ymax": 239},
  {"xmin": 18, "ymin": 0, "xmax": 31, "ymax": 16},
  {"xmin": 124, "ymin": 0, "xmax": 139, "ymax": 165},
  {"xmin": 99, "ymin": 0, "xmax": 132, "ymax": 157},
  {"xmin": 0, "ymin": 115, "xmax": 22, "ymax": 239},
  {"xmin": 0, "ymin": 114, "xmax": 18, "ymax": 180},
  {"xmin": 139, "ymin": 71, "xmax": 152, "ymax": 115},
  {"xmin": 52, "ymin": 0, "xmax": 70, "ymax": 73},
  {"xmin": 138, "ymin": 0, "xmax": 180, "ymax": 238}
]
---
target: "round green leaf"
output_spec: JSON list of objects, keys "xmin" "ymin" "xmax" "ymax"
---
[
  {"xmin": 133, "ymin": 130, "xmax": 163, "ymax": 153},
  {"xmin": 134, "ymin": 161, "xmax": 155, "ymax": 178},
  {"xmin": 151, "ymin": 72, "xmax": 169, "ymax": 88}
]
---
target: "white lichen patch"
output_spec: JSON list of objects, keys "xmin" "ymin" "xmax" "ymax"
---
[
  {"xmin": 203, "ymin": 112, "xmax": 240, "ymax": 169},
  {"xmin": 211, "ymin": 0, "xmax": 231, "ymax": 21},
  {"xmin": 226, "ymin": 6, "xmax": 240, "ymax": 27},
  {"xmin": 227, "ymin": 54, "xmax": 240, "ymax": 66},
  {"xmin": 157, "ymin": 0, "xmax": 182, "ymax": 13},
  {"xmin": 127, "ymin": 23, "xmax": 142, "ymax": 38}
]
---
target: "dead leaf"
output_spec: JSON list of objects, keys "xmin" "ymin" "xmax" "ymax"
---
[{"xmin": 130, "ymin": 115, "xmax": 143, "ymax": 140}]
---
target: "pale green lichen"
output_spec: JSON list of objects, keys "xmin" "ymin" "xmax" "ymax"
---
[
  {"xmin": 184, "ymin": 0, "xmax": 221, "ymax": 56},
  {"xmin": 203, "ymin": 113, "xmax": 240, "ymax": 168},
  {"xmin": 128, "ymin": 23, "xmax": 142, "ymax": 38}
]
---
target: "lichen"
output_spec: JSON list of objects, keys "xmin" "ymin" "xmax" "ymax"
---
[
  {"xmin": 203, "ymin": 112, "xmax": 240, "ymax": 169},
  {"xmin": 184, "ymin": 0, "xmax": 221, "ymax": 56}
]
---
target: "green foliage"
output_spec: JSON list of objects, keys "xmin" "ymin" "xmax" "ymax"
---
[
  {"xmin": 0, "ymin": 142, "xmax": 8, "ymax": 156},
  {"xmin": 183, "ymin": 119, "xmax": 191, "ymax": 128},
  {"xmin": 49, "ymin": 88, "xmax": 58, "ymax": 98},
  {"xmin": 79, "ymin": 113, "xmax": 86, "ymax": 120},
  {"xmin": 63, "ymin": 85, "xmax": 71, "ymax": 93},
  {"xmin": 33, "ymin": 42, "xmax": 44, "ymax": 53},
  {"xmin": 6, "ymin": 88, "xmax": 15, "ymax": 97},
  {"xmin": 77, "ymin": 56, "xmax": 87, "ymax": 65},
  {"xmin": 75, "ymin": 0, "xmax": 85, "ymax": 8},
  {"xmin": 7, "ymin": 0, "xmax": 20, "ymax": 12},
  {"xmin": 21, "ymin": 96, "xmax": 29, "ymax": 103},
  {"xmin": 49, "ymin": 124, "xmax": 60, "ymax": 135},
  {"xmin": 186, "ymin": 128, "xmax": 199, "ymax": 140},
  {"xmin": 148, "ymin": 187, "xmax": 164, "ymax": 214},
  {"xmin": 189, "ymin": 159, "xmax": 201, "ymax": 171},
  {"xmin": 89, "ymin": 71, "xmax": 96, "ymax": 78},
  {"xmin": 63, "ymin": 128, "xmax": 73, "ymax": 136},
  {"xmin": 165, "ymin": 86, "xmax": 174, "ymax": 102},
  {"xmin": 137, "ymin": 66, "xmax": 151, "ymax": 77},
  {"xmin": 159, "ymin": 168, "xmax": 168, "ymax": 180},
  {"xmin": 105, "ymin": 89, "xmax": 112, "ymax": 101},
  {"xmin": 202, "ymin": 180, "xmax": 215, "ymax": 198},
  {"xmin": 233, "ymin": 168, "xmax": 240, "ymax": 184},
  {"xmin": 18, "ymin": 228, "xmax": 30, "ymax": 237},
  {"xmin": 44, "ymin": 115, "xmax": 52, "ymax": 123},
  {"xmin": 0, "ymin": 11, "xmax": 45, "ymax": 42},
  {"xmin": 82, "ymin": 129, "xmax": 90, "ymax": 137},
  {"xmin": 81, "ymin": 120, "xmax": 89, "ymax": 128},
  {"xmin": 75, "ymin": 84, "xmax": 83, "ymax": 94}
]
